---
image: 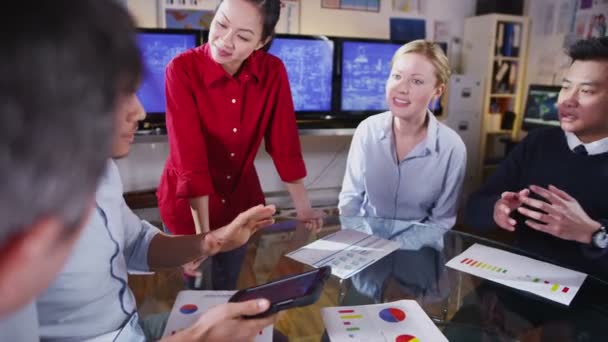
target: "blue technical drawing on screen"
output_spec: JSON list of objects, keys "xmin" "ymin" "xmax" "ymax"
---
[
  {"xmin": 341, "ymin": 41, "xmax": 402, "ymax": 112},
  {"xmin": 136, "ymin": 33, "xmax": 198, "ymax": 114},
  {"xmin": 269, "ymin": 38, "xmax": 334, "ymax": 112}
]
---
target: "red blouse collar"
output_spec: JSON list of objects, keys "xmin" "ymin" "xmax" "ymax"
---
[{"xmin": 199, "ymin": 43, "xmax": 262, "ymax": 86}]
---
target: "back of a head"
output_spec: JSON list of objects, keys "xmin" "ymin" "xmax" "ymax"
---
[
  {"xmin": 0, "ymin": 1, "xmax": 142, "ymax": 245},
  {"xmin": 567, "ymin": 37, "xmax": 608, "ymax": 62}
]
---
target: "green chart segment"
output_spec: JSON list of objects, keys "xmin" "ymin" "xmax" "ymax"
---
[{"xmin": 460, "ymin": 257, "xmax": 507, "ymax": 273}]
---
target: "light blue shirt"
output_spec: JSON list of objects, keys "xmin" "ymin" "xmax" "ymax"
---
[
  {"xmin": 37, "ymin": 160, "xmax": 160, "ymax": 341},
  {"xmin": 339, "ymin": 111, "xmax": 466, "ymax": 230},
  {"xmin": 0, "ymin": 303, "xmax": 39, "ymax": 341}
]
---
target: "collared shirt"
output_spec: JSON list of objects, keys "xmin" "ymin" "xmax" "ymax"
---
[
  {"xmin": 565, "ymin": 131, "xmax": 608, "ymax": 155},
  {"xmin": 0, "ymin": 303, "xmax": 39, "ymax": 342},
  {"xmin": 158, "ymin": 43, "xmax": 306, "ymax": 235},
  {"xmin": 37, "ymin": 160, "xmax": 159, "ymax": 341},
  {"xmin": 339, "ymin": 111, "xmax": 467, "ymax": 230}
]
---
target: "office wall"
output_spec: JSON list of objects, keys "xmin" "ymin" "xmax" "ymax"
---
[
  {"xmin": 119, "ymin": 0, "xmax": 475, "ymax": 209},
  {"xmin": 127, "ymin": 0, "xmax": 475, "ymax": 40},
  {"xmin": 523, "ymin": 0, "xmax": 576, "ymax": 88}
]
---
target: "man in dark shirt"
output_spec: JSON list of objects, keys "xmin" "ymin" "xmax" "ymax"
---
[{"xmin": 465, "ymin": 37, "xmax": 608, "ymax": 278}]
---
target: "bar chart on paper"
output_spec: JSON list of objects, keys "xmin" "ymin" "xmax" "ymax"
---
[
  {"xmin": 321, "ymin": 300, "xmax": 447, "ymax": 342},
  {"xmin": 446, "ymin": 244, "xmax": 587, "ymax": 305}
]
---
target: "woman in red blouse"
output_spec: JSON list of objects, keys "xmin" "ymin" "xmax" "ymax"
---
[{"xmin": 158, "ymin": 0, "xmax": 320, "ymax": 289}]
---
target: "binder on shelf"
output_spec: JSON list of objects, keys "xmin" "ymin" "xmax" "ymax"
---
[
  {"xmin": 508, "ymin": 63, "xmax": 517, "ymax": 92},
  {"xmin": 493, "ymin": 61, "xmax": 510, "ymax": 93},
  {"xmin": 502, "ymin": 23, "xmax": 513, "ymax": 57},
  {"xmin": 512, "ymin": 24, "xmax": 521, "ymax": 57},
  {"xmin": 496, "ymin": 23, "xmax": 504, "ymax": 56},
  {"xmin": 497, "ymin": 22, "xmax": 521, "ymax": 57}
]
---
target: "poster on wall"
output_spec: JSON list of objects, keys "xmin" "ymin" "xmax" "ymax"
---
[
  {"xmin": 392, "ymin": 0, "xmax": 419, "ymax": 13},
  {"xmin": 390, "ymin": 18, "xmax": 426, "ymax": 42},
  {"xmin": 276, "ymin": 0, "xmax": 300, "ymax": 33},
  {"xmin": 165, "ymin": 9, "xmax": 215, "ymax": 29},
  {"xmin": 162, "ymin": 0, "xmax": 300, "ymax": 33},
  {"xmin": 321, "ymin": 0, "xmax": 380, "ymax": 13},
  {"xmin": 574, "ymin": 0, "xmax": 608, "ymax": 39},
  {"xmin": 433, "ymin": 20, "xmax": 449, "ymax": 43}
]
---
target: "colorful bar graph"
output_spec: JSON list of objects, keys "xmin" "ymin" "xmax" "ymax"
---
[
  {"xmin": 460, "ymin": 258, "xmax": 508, "ymax": 274},
  {"xmin": 524, "ymin": 275, "xmax": 570, "ymax": 294},
  {"xmin": 338, "ymin": 309, "xmax": 363, "ymax": 337},
  {"xmin": 341, "ymin": 315, "xmax": 363, "ymax": 319}
]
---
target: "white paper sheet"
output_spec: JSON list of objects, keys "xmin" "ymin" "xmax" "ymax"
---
[
  {"xmin": 162, "ymin": 290, "xmax": 272, "ymax": 341},
  {"xmin": 446, "ymin": 243, "xmax": 588, "ymax": 306},
  {"xmin": 321, "ymin": 300, "xmax": 448, "ymax": 342},
  {"xmin": 286, "ymin": 229, "xmax": 400, "ymax": 279}
]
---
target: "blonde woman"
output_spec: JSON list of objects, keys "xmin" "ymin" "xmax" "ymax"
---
[{"xmin": 339, "ymin": 40, "xmax": 466, "ymax": 230}]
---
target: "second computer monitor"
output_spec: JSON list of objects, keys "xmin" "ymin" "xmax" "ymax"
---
[
  {"xmin": 268, "ymin": 35, "xmax": 335, "ymax": 116},
  {"xmin": 136, "ymin": 29, "xmax": 201, "ymax": 116},
  {"xmin": 340, "ymin": 39, "xmax": 404, "ymax": 115},
  {"xmin": 522, "ymin": 84, "xmax": 561, "ymax": 131}
]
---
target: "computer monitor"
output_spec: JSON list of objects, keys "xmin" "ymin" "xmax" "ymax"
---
[
  {"xmin": 339, "ymin": 39, "xmax": 404, "ymax": 116},
  {"xmin": 136, "ymin": 28, "xmax": 202, "ymax": 131},
  {"xmin": 522, "ymin": 84, "xmax": 561, "ymax": 131},
  {"xmin": 268, "ymin": 34, "xmax": 335, "ymax": 117}
]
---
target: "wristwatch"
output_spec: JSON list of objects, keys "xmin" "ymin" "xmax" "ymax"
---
[{"xmin": 591, "ymin": 225, "xmax": 608, "ymax": 249}]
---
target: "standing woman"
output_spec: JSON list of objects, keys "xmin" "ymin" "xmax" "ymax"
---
[
  {"xmin": 158, "ymin": 0, "xmax": 319, "ymax": 289},
  {"xmin": 339, "ymin": 40, "xmax": 466, "ymax": 230}
]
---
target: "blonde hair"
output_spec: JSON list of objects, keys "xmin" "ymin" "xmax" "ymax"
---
[{"xmin": 391, "ymin": 39, "xmax": 451, "ymax": 86}]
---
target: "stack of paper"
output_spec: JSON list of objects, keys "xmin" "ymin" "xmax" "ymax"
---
[{"xmin": 286, "ymin": 229, "xmax": 400, "ymax": 279}]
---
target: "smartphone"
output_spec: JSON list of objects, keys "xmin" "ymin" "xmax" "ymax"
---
[{"xmin": 228, "ymin": 266, "xmax": 331, "ymax": 319}]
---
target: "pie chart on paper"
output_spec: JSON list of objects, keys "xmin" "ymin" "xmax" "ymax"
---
[
  {"xmin": 179, "ymin": 304, "xmax": 198, "ymax": 314},
  {"xmin": 395, "ymin": 335, "xmax": 420, "ymax": 342},
  {"xmin": 378, "ymin": 308, "xmax": 406, "ymax": 322}
]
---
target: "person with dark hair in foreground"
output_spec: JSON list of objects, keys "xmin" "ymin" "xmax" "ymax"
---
[
  {"xmin": 0, "ymin": 0, "xmax": 142, "ymax": 339},
  {"xmin": 0, "ymin": 1, "xmax": 277, "ymax": 340}
]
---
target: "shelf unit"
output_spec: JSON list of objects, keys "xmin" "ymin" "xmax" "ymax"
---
[{"xmin": 462, "ymin": 14, "xmax": 529, "ymax": 183}]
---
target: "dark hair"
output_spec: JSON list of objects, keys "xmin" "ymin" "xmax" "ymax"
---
[
  {"xmin": 218, "ymin": 0, "xmax": 281, "ymax": 51},
  {"xmin": 567, "ymin": 37, "xmax": 608, "ymax": 62},
  {"xmin": 0, "ymin": 0, "xmax": 142, "ymax": 244}
]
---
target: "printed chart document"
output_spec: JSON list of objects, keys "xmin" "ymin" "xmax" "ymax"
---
[
  {"xmin": 446, "ymin": 243, "xmax": 587, "ymax": 305},
  {"xmin": 162, "ymin": 290, "xmax": 272, "ymax": 341},
  {"xmin": 321, "ymin": 300, "xmax": 448, "ymax": 342},
  {"xmin": 286, "ymin": 229, "xmax": 400, "ymax": 279}
]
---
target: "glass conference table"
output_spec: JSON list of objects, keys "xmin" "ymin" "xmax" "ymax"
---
[{"xmin": 134, "ymin": 215, "xmax": 608, "ymax": 341}]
